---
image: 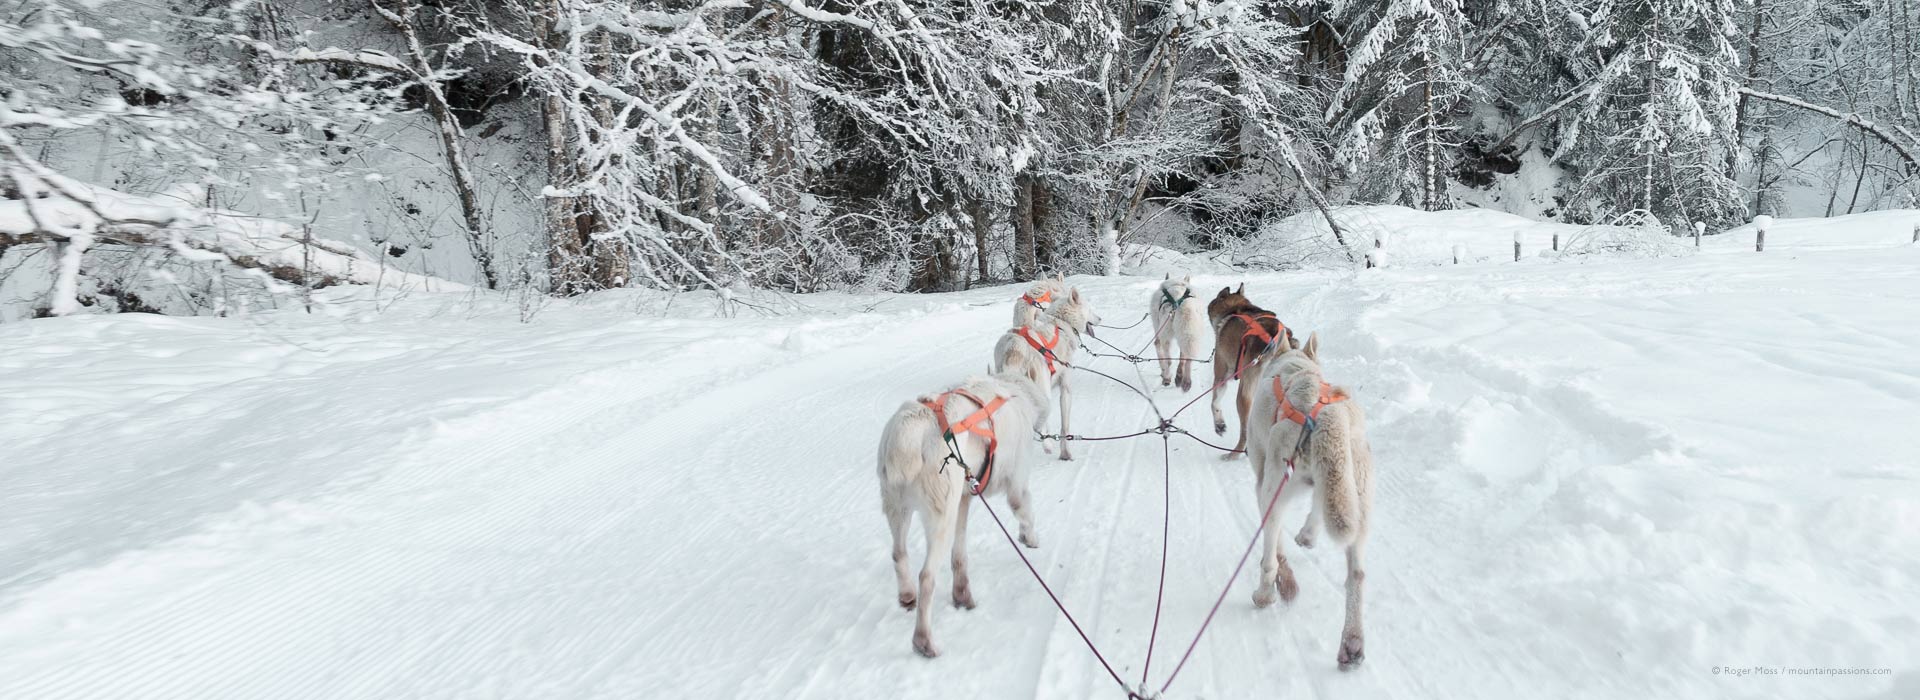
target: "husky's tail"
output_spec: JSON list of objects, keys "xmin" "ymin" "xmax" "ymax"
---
[
  {"xmin": 1312, "ymin": 401, "xmax": 1364, "ymax": 547},
  {"xmin": 877, "ymin": 402, "xmax": 948, "ymax": 491}
]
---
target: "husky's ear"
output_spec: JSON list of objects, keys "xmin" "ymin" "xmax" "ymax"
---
[
  {"xmin": 1070, "ymin": 287, "xmax": 1083, "ymax": 304},
  {"xmin": 1163, "ymin": 272, "xmax": 1170, "ymax": 280},
  {"xmin": 1303, "ymin": 332, "xmax": 1320, "ymax": 362},
  {"xmin": 1235, "ymin": 282, "xmax": 1246, "ymax": 295},
  {"xmin": 1182, "ymin": 274, "xmax": 1192, "ymax": 284},
  {"xmin": 1274, "ymin": 330, "xmax": 1294, "ymax": 354},
  {"xmin": 1055, "ymin": 271, "xmax": 1066, "ymax": 283},
  {"xmin": 1218, "ymin": 286, "xmax": 1233, "ymax": 297}
]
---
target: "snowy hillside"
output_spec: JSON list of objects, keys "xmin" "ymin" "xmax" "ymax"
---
[{"xmin": 2, "ymin": 213, "xmax": 1914, "ymax": 698}]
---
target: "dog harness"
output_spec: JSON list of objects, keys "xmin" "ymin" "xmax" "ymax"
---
[
  {"xmin": 921, "ymin": 388, "xmax": 1007, "ymax": 491},
  {"xmin": 1021, "ymin": 289, "xmax": 1053, "ymax": 309},
  {"xmin": 1160, "ymin": 288, "xmax": 1193, "ymax": 309},
  {"xmin": 1014, "ymin": 326, "xmax": 1063, "ymax": 374},
  {"xmin": 1233, "ymin": 312, "xmax": 1281, "ymax": 349},
  {"xmin": 1273, "ymin": 379, "xmax": 1347, "ymax": 431}
]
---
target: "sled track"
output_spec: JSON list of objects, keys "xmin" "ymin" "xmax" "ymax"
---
[{"xmin": 4, "ymin": 253, "xmax": 1915, "ymax": 700}]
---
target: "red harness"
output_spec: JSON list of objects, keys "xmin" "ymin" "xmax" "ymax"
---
[
  {"xmin": 1224, "ymin": 312, "xmax": 1286, "ymax": 381},
  {"xmin": 1233, "ymin": 312, "xmax": 1281, "ymax": 348},
  {"xmin": 1272, "ymin": 378, "xmax": 1347, "ymax": 429},
  {"xmin": 921, "ymin": 388, "xmax": 1007, "ymax": 491},
  {"xmin": 1021, "ymin": 289, "xmax": 1053, "ymax": 308},
  {"xmin": 1014, "ymin": 326, "xmax": 1062, "ymax": 374}
]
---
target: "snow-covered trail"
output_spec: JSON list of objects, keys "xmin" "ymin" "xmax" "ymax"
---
[{"xmin": 2, "ymin": 244, "xmax": 1915, "ymax": 699}]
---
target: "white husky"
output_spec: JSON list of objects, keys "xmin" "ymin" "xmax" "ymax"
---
[
  {"xmin": 1149, "ymin": 274, "xmax": 1208, "ymax": 391},
  {"xmin": 876, "ymin": 364, "xmax": 1050, "ymax": 658},
  {"xmin": 1243, "ymin": 331, "xmax": 1374, "ymax": 671},
  {"xmin": 1011, "ymin": 272, "xmax": 1069, "ymax": 329},
  {"xmin": 993, "ymin": 286, "xmax": 1098, "ymax": 460}
]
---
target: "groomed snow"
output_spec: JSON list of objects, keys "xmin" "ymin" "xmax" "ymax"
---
[{"xmin": 1, "ymin": 216, "xmax": 1915, "ymax": 699}]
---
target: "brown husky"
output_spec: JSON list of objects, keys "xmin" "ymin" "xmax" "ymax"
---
[
  {"xmin": 1205, "ymin": 284, "xmax": 1297, "ymax": 457},
  {"xmin": 1243, "ymin": 330, "xmax": 1373, "ymax": 670}
]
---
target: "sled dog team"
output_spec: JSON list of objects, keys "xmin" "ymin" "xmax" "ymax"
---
[{"xmin": 875, "ymin": 273, "xmax": 1374, "ymax": 671}]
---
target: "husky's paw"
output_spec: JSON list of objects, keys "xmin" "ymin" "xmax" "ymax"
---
[
  {"xmin": 898, "ymin": 591, "xmax": 917, "ymax": 610},
  {"xmin": 1295, "ymin": 531, "xmax": 1316, "ymax": 549},
  {"xmin": 1252, "ymin": 586, "xmax": 1276, "ymax": 609},
  {"xmin": 1058, "ymin": 450, "xmax": 1074, "ymax": 462},
  {"xmin": 914, "ymin": 631, "xmax": 941, "ymax": 659},
  {"xmin": 1019, "ymin": 532, "xmax": 1041, "ymax": 548},
  {"xmin": 1214, "ymin": 419, "xmax": 1227, "ymax": 435},
  {"xmin": 952, "ymin": 585, "xmax": 975, "ymax": 610},
  {"xmin": 1041, "ymin": 440, "xmax": 1056, "ymax": 455},
  {"xmin": 1278, "ymin": 576, "xmax": 1299, "ymax": 603},
  {"xmin": 1161, "ymin": 377, "xmax": 1172, "ymax": 387},
  {"xmin": 1338, "ymin": 633, "xmax": 1365, "ymax": 670},
  {"xmin": 1220, "ymin": 451, "xmax": 1242, "ymax": 462},
  {"xmin": 1177, "ymin": 376, "xmax": 1192, "ymax": 392}
]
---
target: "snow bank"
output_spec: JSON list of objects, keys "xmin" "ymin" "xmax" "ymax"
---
[
  {"xmin": 1243, "ymin": 205, "xmax": 1687, "ymax": 269},
  {"xmin": 1709, "ymin": 209, "xmax": 1920, "ymax": 250},
  {"xmin": 1114, "ymin": 242, "xmax": 1237, "ymax": 278}
]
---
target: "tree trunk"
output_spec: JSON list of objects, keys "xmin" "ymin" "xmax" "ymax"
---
[
  {"xmin": 1731, "ymin": 0, "xmax": 1769, "ymax": 183},
  {"xmin": 1641, "ymin": 25, "xmax": 1661, "ymax": 216},
  {"xmin": 585, "ymin": 28, "xmax": 629, "ymax": 289},
  {"xmin": 1030, "ymin": 177, "xmax": 1057, "ymax": 271},
  {"xmin": 1012, "ymin": 174, "xmax": 1037, "ymax": 279},
  {"xmin": 373, "ymin": 0, "xmax": 497, "ymax": 290},
  {"xmin": 1423, "ymin": 57, "xmax": 1438, "ymax": 210},
  {"xmin": 968, "ymin": 196, "xmax": 992, "ymax": 284},
  {"xmin": 534, "ymin": 1, "xmax": 585, "ymax": 295},
  {"xmin": 907, "ymin": 228, "xmax": 956, "ymax": 292}
]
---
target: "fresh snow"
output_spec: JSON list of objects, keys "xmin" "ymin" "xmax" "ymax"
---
[
  {"xmin": 1248, "ymin": 205, "xmax": 1687, "ymax": 269},
  {"xmin": 1, "ymin": 215, "xmax": 1916, "ymax": 699}
]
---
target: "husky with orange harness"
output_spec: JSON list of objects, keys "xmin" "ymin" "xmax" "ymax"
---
[
  {"xmin": 1243, "ymin": 330, "xmax": 1373, "ymax": 671},
  {"xmin": 1011, "ymin": 272, "xmax": 1068, "ymax": 329},
  {"xmin": 876, "ymin": 368, "xmax": 1049, "ymax": 658},
  {"xmin": 1205, "ymin": 284, "xmax": 1299, "ymax": 458},
  {"xmin": 992, "ymin": 285, "xmax": 1099, "ymax": 461}
]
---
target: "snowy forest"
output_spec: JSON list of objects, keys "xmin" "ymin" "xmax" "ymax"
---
[
  {"xmin": 6, "ymin": 1, "xmax": 1920, "ymax": 695},
  {"xmin": 4, "ymin": 0, "xmax": 1920, "ymax": 316}
]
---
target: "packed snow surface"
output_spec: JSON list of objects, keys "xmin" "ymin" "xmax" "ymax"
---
[{"xmin": 2, "ymin": 217, "xmax": 1915, "ymax": 699}]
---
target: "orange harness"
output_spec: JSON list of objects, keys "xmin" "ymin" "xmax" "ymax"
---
[
  {"xmin": 1224, "ymin": 312, "xmax": 1285, "ymax": 381},
  {"xmin": 1233, "ymin": 312, "xmax": 1280, "ymax": 348},
  {"xmin": 1273, "ymin": 378, "xmax": 1347, "ymax": 430},
  {"xmin": 1014, "ymin": 326, "xmax": 1063, "ymax": 374},
  {"xmin": 1021, "ymin": 289, "xmax": 1053, "ymax": 308},
  {"xmin": 921, "ymin": 388, "xmax": 1007, "ymax": 491}
]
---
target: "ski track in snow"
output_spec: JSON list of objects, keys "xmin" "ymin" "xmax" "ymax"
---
[{"xmin": 2, "ymin": 245, "xmax": 1916, "ymax": 699}]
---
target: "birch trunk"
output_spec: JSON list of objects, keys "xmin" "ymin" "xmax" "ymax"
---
[
  {"xmin": 533, "ymin": 1, "xmax": 585, "ymax": 294},
  {"xmin": 372, "ymin": 0, "xmax": 497, "ymax": 290}
]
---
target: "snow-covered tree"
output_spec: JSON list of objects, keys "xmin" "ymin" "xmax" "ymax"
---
[
  {"xmin": 1556, "ymin": 0, "xmax": 1746, "ymax": 228},
  {"xmin": 1327, "ymin": 0, "xmax": 1473, "ymax": 210}
]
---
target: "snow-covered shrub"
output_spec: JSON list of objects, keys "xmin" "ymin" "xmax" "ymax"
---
[{"xmin": 1554, "ymin": 212, "xmax": 1693, "ymax": 259}]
